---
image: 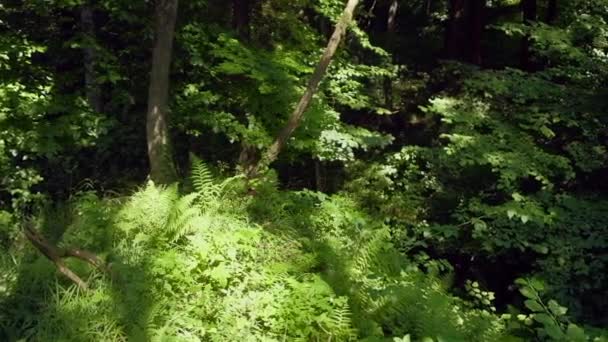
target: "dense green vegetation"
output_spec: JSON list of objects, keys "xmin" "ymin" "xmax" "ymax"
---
[{"xmin": 1, "ymin": 0, "xmax": 607, "ymax": 341}]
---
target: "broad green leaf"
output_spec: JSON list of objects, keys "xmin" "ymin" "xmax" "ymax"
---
[
  {"xmin": 507, "ymin": 209, "xmax": 516, "ymax": 219},
  {"xmin": 524, "ymin": 299, "xmax": 544, "ymax": 312},
  {"xmin": 544, "ymin": 323, "xmax": 565, "ymax": 340},
  {"xmin": 548, "ymin": 300, "xmax": 568, "ymax": 316},
  {"xmin": 519, "ymin": 287, "xmax": 537, "ymax": 299},
  {"xmin": 566, "ymin": 324, "xmax": 586, "ymax": 342},
  {"xmin": 530, "ymin": 278, "xmax": 545, "ymax": 291},
  {"xmin": 532, "ymin": 313, "xmax": 554, "ymax": 326}
]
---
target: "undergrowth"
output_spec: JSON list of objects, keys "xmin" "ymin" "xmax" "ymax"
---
[{"xmin": 0, "ymin": 159, "xmax": 589, "ymax": 341}]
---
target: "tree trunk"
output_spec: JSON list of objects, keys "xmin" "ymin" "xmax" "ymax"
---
[
  {"xmin": 444, "ymin": 0, "xmax": 466, "ymax": 60},
  {"xmin": 147, "ymin": 0, "xmax": 179, "ymax": 184},
  {"xmin": 469, "ymin": 0, "xmax": 484, "ymax": 65},
  {"xmin": 246, "ymin": 0, "xmax": 360, "ymax": 178},
  {"xmin": 233, "ymin": 0, "xmax": 256, "ymax": 170},
  {"xmin": 383, "ymin": 0, "xmax": 398, "ymax": 109},
  {"xmin": 80, "ymin": 2, "xmax": 103, "ymax": 113},
  {"xmin": 232, "ymin": 0, "xmax": 251, "ymax": 39},
  {"xmin": 520, "ymin": 0, "xmax": 537, "ymax": 71},
  {"xmin": 545, "ymin": 0, "xmax": 557, "ymax": 24},
  {"xmin": 386, "ymin": 0, "xmax": 398, "ymax": 32}
]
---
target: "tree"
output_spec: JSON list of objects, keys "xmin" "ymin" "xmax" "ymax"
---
[
  {"xmin": 384, "ymin": 0, "xmax": 399, "ymax": 109},
  {"xmin": 147, "ymin": 0, "xmax": 179, "ymax": 184},
  {"xmin": 545, "ymin": 0, "xmax": 557, "ymax": 23},
  {"xmin": 246, "ymin": 0, "xmax": 360, "ymax": 178},
  {"xmin": 232, "ymin": 0, "xmax": 258, "ymax": 172},
  {"xmin": 444, "ymin": 0, "xmax": 466, "ymax": 61},
  {"xmin": 80, "ymin": 1, "xmax": 103, "ymax": 113},
  {"xmin": 444, "ymin": 0, "xmax": 485, "ymax": 65},
  {"xmin": 520, "ymin": 0, "xmax": 537, "ymax": 70},
  {"xmin": 469, "ymin": 0, "xmax": 485, "ymax": 65},
  {"xmin": 233, "ymin": 0, "xmax": 251, "ymax": 39}
]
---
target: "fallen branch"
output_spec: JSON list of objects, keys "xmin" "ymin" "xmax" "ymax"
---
[{"xmin": 24, "ymin": 222, "xmax": 109, "ymax": 290}]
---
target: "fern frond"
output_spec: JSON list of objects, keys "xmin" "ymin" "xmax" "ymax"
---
[
  {"xmin": 166, "ymin": 193, "xmax": 201, "ymax": 242},
  {"xmin": 190, "ymin": 154, "xmax": 221, "ymax": 210},
  {"xmin": 328, "ymin": 301, "xmax": 357, "ymax": 340},
  {"xmin": 117, "ymin": 182, "xmax": 179, "ymax": 236}
]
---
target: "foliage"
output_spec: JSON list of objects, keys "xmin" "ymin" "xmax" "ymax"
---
[
  {"xmin": 0, "ymin": 169, "xmax": 517, "ymax": 341},
  {"xmin": 1, "ymin": 0, "xmax": 608, "ymax": 340}
]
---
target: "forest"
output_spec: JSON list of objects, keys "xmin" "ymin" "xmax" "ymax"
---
[{"xmin": 0, "ymin": 0, "xmax": 607, "ymax": 341}]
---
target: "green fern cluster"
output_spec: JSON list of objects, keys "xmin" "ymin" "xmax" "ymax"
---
[
  {"xmin": 190, "ymin": 154, "xmax": 242, "ymax": 213},
  {"xmin": 279, "ymin": 192, "xmax": 511, "ymax": 341},
  {"xmin": 1, "ymin": 167, "xmax": 359, "ymax": 341},
  {"xmin": 0, "ymin": 167, "xmax": 532, "ymax": 341}
]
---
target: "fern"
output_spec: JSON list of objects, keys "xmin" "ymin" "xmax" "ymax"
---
[
  {"xmin": 190, "ymin": 154, "xmax": 243, "ymax": 212},
  {"xmin": 165, "ymin": 193, "xmax": 201, "ymax": 242},
  {"xmin": 327, "ymin": 300, "xmax": 357, "ymax": 341},
  {"xmin": 191, "ymin": 154, "xmax": 218, "ymax": 205}
]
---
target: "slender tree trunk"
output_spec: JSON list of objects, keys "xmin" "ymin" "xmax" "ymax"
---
[
  {"xmin": 386, "ymin": 0, "xmax": 398, "ymax": 32},
  {"xmin": 246, "ymin": 0, "xmax": 360, "ymax": 178},
  {"xmin": 520, "ymin": 0, "xmax": 537, "ymax": 71},
  {"xmin": 232, "ymin": 0, "xmax": 251, "ymax": 39},
  {"xmin": 147, "ymin": 0, "xmax": 179, "ymax": 184},
  {"xmin": 233, "ymin": 0, "xmax": 257, "ymax": 170},
  {"xmin": 469, "ymin": 0, "xmax": 484, "ymax": 65},
  {"xmin": 444, "ymin": 0, "xmax": 466, "ymax": 60},
  {"xmin": 80, "ymin": 2, "xmax": 103, "ymax": 112},
  {"xmin": 545, "ymin": 0, "xmax": 557, "ymax": 23},
  {"xmin": 384, "ymin": 0, "xmax": 398, "ymax": 109}
]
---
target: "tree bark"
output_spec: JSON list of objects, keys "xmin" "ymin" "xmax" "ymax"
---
[
  {"xmin": 233, "ymin": 0, "xmax": 256, "ymax": 170},
  {"xmin": 444, "ymin": 0, "xmax": 485, "ymax": 65},
  {"xmin": 545, "ymin": 0, "xmax": 557, "ymax": 24},
  {"xmin": 444, "ymin": 0, "xmax": 466, "ymax": 60},
  {"xmin": 383, "ymin": 0, "xmax": 398, "ymax": 109},
  {"xmin": 386, "ymin": 0, "xmax": 398, "ymax": 32},
  {"xmin": 246, "ymin": 0, "xmax": 360, "ymax": 178},
  {"xmin": 80, "ymin": 2, "xmax": 103, "ymax": 113},
  {"xmin": 147, "ymin": 0, "xmax": 179, "ymax": 184},
  {"xmin": 232, "ymin": 0, "xmax": 251, "ymax": 40},
  {"xmin": 520, "ymin": 0, "xmax": 537, "ymax": 71},
  {"xmin": 469, "ymin": 0, "xmax": 484, "ymax": 65}
]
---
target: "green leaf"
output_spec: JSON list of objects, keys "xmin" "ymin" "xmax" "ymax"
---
[
  {"xmin": 544, "ymin": 323, "xmax": 565, "ymax": 340},
  {"xmin": 524, "ymin": 299, "xmax": 544, "ymax": 312},
  {"xmin": 532, "ymin": 313, "xmax": 554, "ymax": 326},
  {"xmin": 529, "ymin": 278, "xmax": 545, "ymax": 291},
  {"xmin": 547, "ymin": 300, "xmax": 568, "ymax": 316},
  {"xmin": 393, "ymin": 335, "xmax": 411, "ymax": 342},
  {"xmin": 507, "ymin": 209, "xmax": 516, "ymax": 219},
  {"xmin": 539, "ymin": 125, "xmax": 555, "ymax": 138},
  {"xmin": 566, "ymin": 324, "xmax": 586, "ymax": 342},
  {"xmin": 206, "ymin": 263, "xmax": 230, "ymax": 288},
  {"xmin": 519, "ymin": 287, "xmax": 537, "ymax": 299},
  {"xmin": 514, "ymin": 278, "xmax": 527, "ymax": 286}
]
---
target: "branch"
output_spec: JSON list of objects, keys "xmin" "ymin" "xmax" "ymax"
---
[
  {"xmin": 24, "ymin": 223, "xmax": 110, "ymax": 290},
  {"xmin": 246, "ymin": 0, "xmax": 360, "ymax": 178}
]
